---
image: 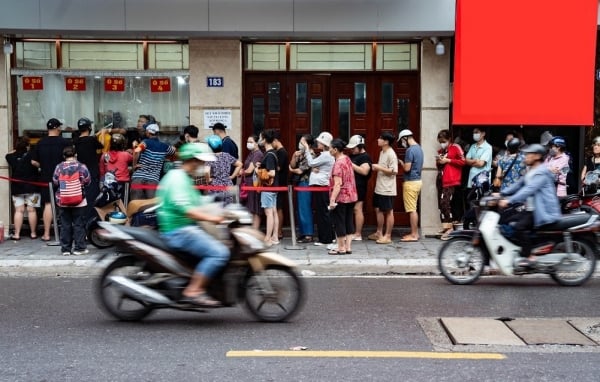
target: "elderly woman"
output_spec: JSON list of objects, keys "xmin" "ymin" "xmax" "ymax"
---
[
  {"xmin": 289, "ymin": 134, "xmax": 314, "ymax": 243},
  {"xmin": 206, "ymin": 135, "xmax": 243, "ymax": 204},
  {"xmin": 581, "ymin": 137, "xmax": 600, "ymax": 184},
  {"xmin": 327, "ymin": 138, "xmax": 357, "ymax": 255}
]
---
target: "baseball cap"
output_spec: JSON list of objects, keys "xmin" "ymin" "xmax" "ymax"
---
[
  {"xmin": 211, "ymin": 122, "xmax": 227, "ymax": 131},
  {"xmin": 46, "ymin": 118, "xmax": 62, "ymax": 130},
  {"xmin": 316, "ymin": 132, "xmax": 333, "ymax": 147},
  {"xmin": 145, "ymin": 123, "xmax": 160, "ymax": 135},
  {"xmin": 77, "ymin": 117, "xmax": 93, "ymax": 130},
  {"xmin": 178, "ymin": 143, "xmax": 216, "ymax": 162},
  {"xmin": 346, "ymin": 135, "xmax": 365, "ymax": 149}
]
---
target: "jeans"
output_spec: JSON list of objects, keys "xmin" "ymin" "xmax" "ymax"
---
[
  {"xmin": 160, "ymin": 225, "xmax": 230, "ymax": 278},
  {"xmin": 59, "ymin": 206, "xmax": 87, "ymax": 253},
  {"xmin": 296, "ymin": 180, "xmax": 313, "ymax": 236}
]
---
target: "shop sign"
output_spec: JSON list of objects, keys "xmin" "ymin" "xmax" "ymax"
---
[
  {"xmin": 65, "ymin": 77, "xmax": 86, "ymax": 91},
  {"xmin": 104, "ymin": 77, "xmax": 125, "ymax": 92},
  {"xmin": 150, "ymin": 78, "xmax": 171, "ymax": 92},
  {"xmin": 203, "ymin": 109, "xmax": 232, "ymax": 129},
  {"xmin": 22, "ymin": 76, "xmax": 43, "ymax": 90}
]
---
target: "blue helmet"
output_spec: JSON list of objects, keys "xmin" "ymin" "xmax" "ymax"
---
[
  {"xmin": 206, "ymin": 135, "xmax": 222, "ymax": 151},
  {"xmin": 549, "ymin": 136, "xmax": 566, "ymax": 148}
]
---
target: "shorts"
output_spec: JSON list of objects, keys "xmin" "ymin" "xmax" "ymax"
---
[
  {"xmin": 403, "ymin": 180, "xmax": 422, "ymax": 212},
  {"xmin": 40, "ymin": 186, "xmax": 54, "ymax": 205},
  {"xmin": 12, "ymin": 193, "xmax": 41, "ymax": 208},
  {"xmin": 373, "ymin": 193, "xmax": 394, "ymax": 211},
  {"xmin": 261, "ymin": 191, "xmax": 277, "ymax": 209}
]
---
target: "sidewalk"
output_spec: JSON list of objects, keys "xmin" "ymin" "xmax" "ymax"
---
[{"xmin": 0, "ymin": 229, "xmax": 443, "ymax": 276}]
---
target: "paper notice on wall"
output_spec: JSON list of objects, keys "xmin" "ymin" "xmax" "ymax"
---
[{"xmin": 203, "ymin": 110, "xmax": 232, "ymax": 129}]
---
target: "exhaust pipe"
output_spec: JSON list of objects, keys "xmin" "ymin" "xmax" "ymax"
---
[{"xmin": 108, "ymin": 275, "xmax": 173, "ymax": 305}]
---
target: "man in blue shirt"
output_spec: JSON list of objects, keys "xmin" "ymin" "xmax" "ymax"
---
[
  {"xmin": 499, "ymin": 144, "xmax": 561, "ymax": 266},
  {"xmin": 398, "ymin": 129, "xmax": 423, "ymax": 242},
  {"xmin": 465, "ymin": 127, "xmax": 493, "ymax": 189}
]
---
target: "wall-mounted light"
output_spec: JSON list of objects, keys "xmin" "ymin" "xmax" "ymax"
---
[
  {"xmin": 429, "ymin": 37, "xmax": 445, "ymax": 56},
  {"xmin": 3, "ymin": 41, "xmax": 13, "ymax": 55}
]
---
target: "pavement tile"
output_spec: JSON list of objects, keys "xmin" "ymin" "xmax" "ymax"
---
[
  {"xmin": 506, "ymin": 319, "xmax": 597, "ymax": 346},
  {"xmin": 440, "ymin": 317, "xmax": 526, "ymax": 346}
]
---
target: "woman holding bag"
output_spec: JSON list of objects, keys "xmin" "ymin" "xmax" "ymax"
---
[{"xmin": 241, "ymin": 134, "xmax": 263, "ymax": 229}]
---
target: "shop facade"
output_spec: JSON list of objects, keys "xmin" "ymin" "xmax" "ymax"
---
[{"xmin": 0, "ymin": 0, "xmax": 454, "ymax": 235}]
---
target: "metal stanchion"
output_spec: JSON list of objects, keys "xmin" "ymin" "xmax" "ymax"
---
[
  {"xmin": 124, "ymin": 182, "xmax": 130, "ymax": 208},
  {"xmin": 284, "ymin": 185, "xmax": 305, "ymax": 250},
  {"xmin": 47, "ymin": 182, "xmax": 61, "ymax": 246}
]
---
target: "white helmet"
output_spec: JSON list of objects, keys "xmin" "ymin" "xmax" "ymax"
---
[{"xmin": 398, "ymin": 129, "xmax": 413, "ymax": 141}]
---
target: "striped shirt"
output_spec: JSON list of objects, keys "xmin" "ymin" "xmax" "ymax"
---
[{"xmin": 132, "ymin": 138, "xmax": 176, "ymax": 183}]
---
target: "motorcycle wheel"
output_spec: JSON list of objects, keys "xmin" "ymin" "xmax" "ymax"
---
[
  {"xmin": 550, "ymin": 239, "xmax": 597, "ymax": 286},
  {"xmin": 438, "ymin": 238, "xmax": 485, "ymax": 285},
  {"xmin": 89, "ymin": 227, "xmax": 114, "ymax": 249},
  {"xmin": 244, "ymin": 265, "xmax": 305, "ymax": 322},
  {"xmin": 96, "ymin": 255, "xmax": 154, "ymax": 321}
]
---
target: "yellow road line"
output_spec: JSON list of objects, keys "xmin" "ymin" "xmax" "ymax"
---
[{"xmin": 226, "ymin": 350, "xmax": 506, "ymax": 360}]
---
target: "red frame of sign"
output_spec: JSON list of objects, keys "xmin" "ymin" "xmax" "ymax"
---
[
  {"xmin": 150, "ymin": 78, "xmax": 171, "ymax": 92},
  {"xmin": 22, "ymin": 76, "xmax": 43, "ymax": 90}
]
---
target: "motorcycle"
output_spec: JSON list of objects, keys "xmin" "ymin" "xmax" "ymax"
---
[
  {"xmin": 580, "ymin": 169, "xmax": 600, "ymax": 215},
  {"xmin": 438, "ymin": 196, "xmax": 598, "ymax": 286},
  {"xmin": 95, "ymin": 203, "xmax": 305, "ymax": 322}
]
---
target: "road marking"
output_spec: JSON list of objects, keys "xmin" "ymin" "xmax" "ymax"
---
[{"xmin": 227, "ymin": 350, "xmax": 506, "ymax": 360}]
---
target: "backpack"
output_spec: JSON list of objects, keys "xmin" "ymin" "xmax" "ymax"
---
[{"xmin": 58, "ymin": 163, "xmax": 84, "ymax": 206}]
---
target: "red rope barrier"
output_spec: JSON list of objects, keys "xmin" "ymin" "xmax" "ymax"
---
[{"xmin": 0, "ymin": 175, "xmax": 51, "ymax": 188}]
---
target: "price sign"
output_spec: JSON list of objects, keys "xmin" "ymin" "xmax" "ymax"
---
[
  {"xmin": 22, "ymin": 76, "xmax": 43, "ymax": 90},
  {"xmin": 104, "ymin": 77, "xmax": 125, "ymax": 92},
  {"xmin": 65, "ymin": 77, "xmax": 86, "ymax": 91},
  {"xmin": 150, "ymin": 78, "xmax": 171, "ymax": 92},
  {"xmin": 207, "ymin": 77, "xmax": 224, "ymax": 87}
]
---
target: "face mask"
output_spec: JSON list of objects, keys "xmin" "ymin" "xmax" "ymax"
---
[
  {"xmin": 473, "ymin": 133, "xmax": 481, "ymax": 142},
  {"xmin": 504, "ymin": 140, "xmax": 509, "ymax": 148},
  {"xmin": 246, "ymin": 142, "xmax": 255, "ymax": 150},
  {"xmin": 298, "ymin": 142, "xmax": 304, "ymax": 150},
  {"xmin": 401, "ymin": 139, "xmax": 408, "ymax": 148},
  {"xmin": 440, "ymin": 142, "xmax": 448, "ymax": 149},
  {"xmin": 549, "ymin": 148, "xmax": 558, "ymax": 157},
  {"xmin": 195, "ymin": 165, "xmax": 209, "ymax": 177}
]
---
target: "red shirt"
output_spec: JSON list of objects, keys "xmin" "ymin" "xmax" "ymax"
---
[
  {"xmin": 330, "ymin": 155, "xmax": 358, "ymax": 203},
  {"xmin": 99, "ymin": 151, "xmax": 133, "ymax": 182},
  {"xmin": 438, "ymin": 143, "xmax": 465, "ymax": 188}
]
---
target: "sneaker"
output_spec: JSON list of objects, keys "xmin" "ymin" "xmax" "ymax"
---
[
  {"xmin": 72, "ymin": 249, "xmax": 89, "ymax": 255},
  {"xmin": 313, "ymin": 242, "xmax": 325, "ymax": 246},
  {"xmin": 352, "ymin": 236, "xmax": 363, "ymax": 241},
  {"xmin": 62, "ymin": 251, "xmax": 71, "ymax": 256}
]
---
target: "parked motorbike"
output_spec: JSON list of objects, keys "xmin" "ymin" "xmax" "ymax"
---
[
  {"xmin": 438, "ymin": 196, "xmax": 598, "ymax": 286},
  {"xmin": 95, "ymin": 203, "xmax": 305, "ymax": 322}
]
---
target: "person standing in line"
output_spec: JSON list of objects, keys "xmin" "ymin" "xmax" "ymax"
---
[
  {"xmin": 31, "ymin": 118, "xmax": 70, "ymax": 242},
  {"xmin": 327, "ymin": 138, "xmax": 358, "ymax": 255},
  {"xmin": 130, "ymin": 123, "xmax": 176, "ymax": 201},
  {"xmin": 241, "ymin": 134, "xmax": 264, "ymax": 229},
  {"xmin": 289, "ymin": 134, "xmax": 314, "ymax": 243},
  {"xmin": 206, "ymin": 135, "xmax": 243, "ymax": 205},
  {"xmin": 256, "ymin": 130, "xmax": 279, "ymax": 246},
  {"xmin": 495, "ymin": 137, "xmax": 526, "ymax": 192},
  {"xmin": 435, "ymin": 130, "xmax": 465, "ymax": 240},
  {"xmin": 5, "ymin": 137, "xmax": 40, "ymax": 240},
  {"xmin": 272, "ymin": 131, "xmax": 289, "ymax": 240},
  {"xmin": 52, "ymin": 146, "xmax": 91, "ymax": 256},
  {"xmin": 580, "ymin": 137, "xmax": 600, "ymax": 184},
  {"xmin": 212, "ymin": 122, "xmax": 239, "ymax": 184},
  {"xmin": 346, "ymin": 135, "xmax": 372, "ymax": 241},
  {"xmin": 397, "ymin": 129, "xmax": 424, "ymax": 242},
  {"xmin": 302, "ymin": 132, "xmax": 335, "ymax": 247},
  {"xmin": 544, "ymin": 136, "xmax": 571, "ymax": 197},
  {"xmin": 465, "ymin": 127, "xmax": 493, "ymax": 190},
  {"xmin": 99, "ymin": 133, "xmax": 133, "ymax": 198},
  {"xmin": 368, "ymin": 132, "xmax": 398, "ymax": 244},
  {"xmin": 74, "ymin": 117, "xmax": 104, "ymax": 219},
  {"xmin": 128, "ymin": 114, "xmax": 155, "ymax": 152}
]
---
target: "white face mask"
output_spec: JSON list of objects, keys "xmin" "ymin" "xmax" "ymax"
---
[
  {"xmin": 401, "ymin": 139, "xmax": 408, "ymax": 148},
  {"xmin": 473, "ymin": 133, "xmax": 481, "ymax": 142},
  {"xmin": 440, "ymin": 142, "xmax": 448, "ymax": 149},
  {"xmin": 195, "ymin": 165, "xmax": 209, "ymax": 177},
  {"xmin": 246, "ymin": 142, "xmax": 255, "ymax": 150},
  {"xmin": 298, "ymin": 142, "xmax": 304, "ymax": 150}
]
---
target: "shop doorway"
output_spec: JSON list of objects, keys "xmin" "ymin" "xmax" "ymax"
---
[{"xmin": 243, "ymin": 72, "xmax": 420, "ymax": 225}]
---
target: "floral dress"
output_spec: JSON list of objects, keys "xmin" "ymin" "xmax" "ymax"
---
[{"xmin": 209, "ymin": 152, "xmax": 237, "ymax": 204}]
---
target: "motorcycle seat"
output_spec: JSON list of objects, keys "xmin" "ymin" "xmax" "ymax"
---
[{"xmin": 539, "ymin": 213, "xmax": 594, "ymax": 231}]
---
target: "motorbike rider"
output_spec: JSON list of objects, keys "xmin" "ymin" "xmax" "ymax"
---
[
  {"xmin": 157, "ymin": 143, "xmax": 230, "ymax": 307},
  {"xmin": 498, "ymin": 144, "xmax": 561, "ymax": 267}
]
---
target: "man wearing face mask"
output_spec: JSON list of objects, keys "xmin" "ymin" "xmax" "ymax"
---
[
  {"xmin": 465, "ymin": 127, "xmax": 493, "ymax": 191},
  {"xmin": 544, "ymin": 136, "xmax": 571, "ymax": 197},
  {"xmin": 157, "ymin": 143, "xmax": 230, "ymax": 307},
  {"xmin": 397, "ymin": 129, "xmax": 424, "ymax": 242}
]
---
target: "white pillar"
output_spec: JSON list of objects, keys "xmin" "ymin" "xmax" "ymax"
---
[{"xmin": 0, "ymin": 50, "xmax": 11, "ymax": 233}]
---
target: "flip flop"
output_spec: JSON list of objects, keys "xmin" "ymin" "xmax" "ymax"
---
[
  {"xmin": 328, "ymin": 249, "xmax": 347, "ymax": 255},
  {"xmin": 41, "ymin": 237, "xmax": 51, "ymax": 242},
  {"xmin": 30, "ymin": 235, "xmax": 38, "ymax": 239},
  {"xmin": 400, "ymin": 236, "xmax": 419, "ymax": 242},
  {"xmin": 179, "ymin": 293, "xmax": 222, "ymax": 308},
  {"xmin": 9, "ymin": 235, "xmax": 20, "ymax": 241}
]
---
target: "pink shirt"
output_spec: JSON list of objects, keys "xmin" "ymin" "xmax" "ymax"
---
[
  {"xmin": 330, "ymin": 155, "xmax": 358, "ymax": 203},
  {"xmin": 544, "ymin": 152, "xmax": 570, "ymax": 197}
]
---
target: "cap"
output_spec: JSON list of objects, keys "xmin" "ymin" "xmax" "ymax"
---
[
  {"xmin": 46, "ymin": 118, "xmax": 62, "ymax": 130},
  {"xmin": 211, "ymin": 122, "xmax": 227, "ymax": 131},
  {"xmin": 346, "ymin": 135, "xmax": 365, "ymax": 149},
  {"xmin": 316, "ymin": 132, "xmax": 333, "ymax": 147},
  {"xmin": 521, "ymin": 143, "xmax": 547, "ymax": 155},
  {"xmin": 178, "ymin": 143, "xmax": 216, "ymax": 162},
  {"xmin": 77, "ymin": 117, "xmax": 93, "ymax": 130},
  {"xmin": 206, "ymin": 135, "xmax": 223, "ymax": 151},
  {"xmin": 145, "ymin": 123, "xmax": 159, "ymax": 135},
  {"xmin": 398, "ymin": 129, "xmax": 413, "ymax": 141}
]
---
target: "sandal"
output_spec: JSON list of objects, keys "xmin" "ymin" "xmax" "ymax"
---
[
  {"xmin": 179, "ymin": 293, "xmax": 223, "ymax": 308},
  {"xmin": 297, "ymin": 236, "xmax": 313, "ymax": 243},
  {"xmin": 9, "ymin": 235, "xmax": 21, "ymax": 241},
  {"xmin": 328, "ymin": 249, "xmax": 347, "ymax": 255}
]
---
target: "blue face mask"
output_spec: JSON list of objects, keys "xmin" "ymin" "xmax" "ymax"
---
[{"xmin": 473, "ymin": 133, "xmax": 481, "ymax": 142}]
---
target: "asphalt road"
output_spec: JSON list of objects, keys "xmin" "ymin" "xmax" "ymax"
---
[{"xmin": 1, "ymin": 276, "xmax": 600, "ymax": 381}]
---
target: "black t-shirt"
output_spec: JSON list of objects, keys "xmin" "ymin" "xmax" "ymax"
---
[
  {"xmin": 276, "ymin": 147, "xmax": 289, "ymax": 186},
  {"xmin": 350, "ymin": 152, "xmax": 372, "ymax": 192},
  {"xmin": 75, "ymin": 135, "xmax": 103, "ymax": 179},
  {"xmin": 31, "ymin": 136, "xmax": 70, "ymax": 182},
  {"xmin": 263, "ymin": 149, "xmax": 279, "ymax": 186},
  {"xmin": 5, "ymin": 150, "xmax": 39, "ymax": 195},
  {"xmin": 222, "ymin": 136, "xmax": 239, "ymax": 159}
]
